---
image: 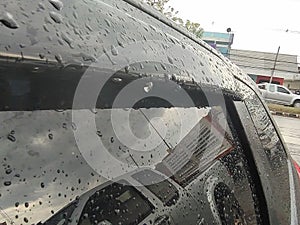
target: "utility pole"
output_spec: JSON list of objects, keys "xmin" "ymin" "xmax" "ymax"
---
[{"xmin": 269, "ymin": 46, "xmax": 280, "ymax": 83}]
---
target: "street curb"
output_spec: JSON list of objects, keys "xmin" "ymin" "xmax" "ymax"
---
[{"xmin": 270, "ymin": 111, "xmax": 300, "ymax": 119}]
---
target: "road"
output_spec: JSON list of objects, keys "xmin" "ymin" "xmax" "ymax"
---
[{"xmin": 273, "ymin": 115, "xmax": 300, "ymax": 165}]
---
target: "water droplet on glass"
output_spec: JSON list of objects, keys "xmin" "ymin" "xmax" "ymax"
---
[
  {"xmin": 110, "ymin": 137, "xmax": 114, "ymax": 143},
  {"xmin": 49, "ymin": 11, "xmax": 63, "ymax": 24},
  {"xmin": 71, "ymin": 122, "xmax": 77, "ymax": 131},
  {"xmin": 39, "ymin": 53, "xmax": 45, "ymax": 59},
  {"xmin": 4, "ymin": 181, "xmax": 12, "ymax": 186},
  {"xmin": 73, "ymin": 11, "xmax": 78, "ymax": 19},
  {"xmin": 5, "ymin": 168, "xmax": 12, "ymax": 174},
  {"xmin": 7, "ymin": 134, "xmax": 16, "ymax": 142},
  {"xmin": 164, "ymin": 73, "xmax": 172, "ymax": 81},
  {"xmin": 96, "ymin": 131, "xmax": 102, "ymax": 137},
  {"xmin": 143, "ymin": 82, "xmax": 153, "ymax": 93},
  {"xmin": 167, "ymin": 56, "xmax": 174, "ymax": 64},
  {"xmin": 90, "ymin": 108, "xmax": 97, "ymax": 114},
  {"xmin": 0, "ymin": 12, "xmax": 19, "ymax": 29},
  {"xmin": 49, "ymin": 0, "xmax": 63, "ymax": 11},
  {"xmin": 117, "ymin": 39, "xmax": 125, "ymax": 48},
  {"xmin": 76, "ymin": 52, "xmax": 97, "ymax": 62},
  {"xmin": 41, "ymin": 182, "xmax": 45, "ymax": 188},
  {"xmin": 104, "ymin": 19, "xmax": 111, "ymax": 27},
  {"xmin": 24, "ymin": 217, "xmax": 29, "ymax": 223},
  {"xmin": 43, "ymin": 24, "xmax": 50, "ymax": 32},
  {"xmin": 125, "ymin": 65, "xmax": 130, "ymax": 73},
  {"xmin": 15, "ymin": 202, "xmax": 19, "ymax": 207},
  {"xmin": 48, "ymin": 133, "xmax": 53, "ymax": 140},
  {"xmin": 112, "ymin": 77, "xmax": 122, "ymax": 83},
  {"xmin": 55, "ymin": 54, "xmax": 63, "ymax": 64},
  {"xmin": 111, "ymin": 45, "xmax": 118, "ymax": 56},
  {"xmin": 61, "ymin": 32, "xmax": 73, "ymax": 48},
  {"xmin": 38, "ymin": 3, "xmax": 46, "ymax": 10},
  {"xmin": 62, "ymin": 123, "xmax": 67, "ymax": 129}
]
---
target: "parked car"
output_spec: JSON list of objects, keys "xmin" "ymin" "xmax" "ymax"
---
[
  {"xmin": 258, "ymin": 83, "xmax": 300, "ymax": 107},
  {"xmin": 0, "ymin": 0, "xmax": 300, "ymax": 225}
]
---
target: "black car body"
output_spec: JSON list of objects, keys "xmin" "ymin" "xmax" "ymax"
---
[{"xmin": 0, "ymin": 0, "xmax": 299, "ymax": 225}]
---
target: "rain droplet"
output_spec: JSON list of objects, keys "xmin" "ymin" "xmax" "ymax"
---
[
  {"xmin": 117, "ymin": 39, "xmax": 125, "ymax": 48},
  {"xmin": 167, "ymin": 56, "xmax": 174, "ymax": 64},
  {"xmin": 143, "ymin": 82, "xmax": 153, "ymax": 93},
  {"xmin": 76, "ymin": 52, "xmax": 97, "ymax": 62},
  {"xmin": 4, "ymin": 181, "xmax": 11, "ymax": 186},
  {"xmin": 0, "ymin": 12, "xmax": 19, "ymax": 29},
  {"xmin": 111, "ymin": 45, "xmax": 118, "ymax": 56},
  {"xmin": 71, "ymin": 123, "xmax": 77, "ymax": 131},
  {"xmin": 43, "ymin": 24, "xmax": 50, "ymax": 32},
  {"xmin": 49, "ymin": 11, "xmax": 63, "ymax": 24},
  {"xmin": 49, "ymin": 0, "xmax": 63, "ymax": 11},
  {"xmin": 5, "ymin": 168, "xmax": 12, "ymax": 174},
  {"xmin": 38, "ymin": 3, "xmax": 46, "ymax": 10},
  {"xmin": 25, "ymin": 202, "xmax": 29, "ymax": 208},
  {"xmin": 15, "ymin": 202, "xmax": 19, "ymax": 207},
  {"xmin": 112, "ymin": 77, "xmax": 122, "ymax": 83},
  {"xmin": 48, "ymin": 133, "xmax": 53, "ymax": 140},
  {"xmin": 90, "ymin": 108, "xmax": 97, "ymax": 114},
  {"xmin": 55, "ymin": 54, "xmax": 63, "ymax": 64},
  {"xmin": 125, "ymin": 65, "xmax": 130, "ymax": 73},
  {"xmin": 96, "ymin": 131, "xmax": 102, "ymax": 137},
  {"xmin": 24, "ymin": 217, "xmax": 29, "ymax": 223},
  {"xmin": 7, "ymin": 134, "xmax": 16, "ymax": 142},
  {"xmin": 41, "ymin": 182, "xmax": 45, "ymax": 188},
  {"xmin": 73, "ymin": 11, "xmax": 78, "ymax": 19},
  {"xmin": 39, "ymin": 53, "xmax": 45, "ymax": 59},
  {"xmin": 164, "ymin": 73, "xmax": 172, "ymax": 80},
  {"xmin": 110, "ymin": 137, "xmax": 114, "ymax": 143},
  {"xmin": 104, "ymin": 19, "xmax": 111, "ymax": 27},
  {"xmin": 61, "ymin": 32, "xmax": 73, "ymax": 48}
]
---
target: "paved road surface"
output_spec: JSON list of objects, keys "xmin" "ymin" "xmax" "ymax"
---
[{"xmin": 273, "ymin": 115, "xmax": 300, "ymax": 164}]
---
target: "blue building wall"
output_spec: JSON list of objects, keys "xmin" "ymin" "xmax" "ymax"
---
[{"xmin": 202, "ymin": 31, "xmax": 234, "ymax": 57}]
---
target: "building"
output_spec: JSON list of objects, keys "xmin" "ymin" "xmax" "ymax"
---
[
  {"xmin": 202, "ymin": 31, "xmax": 234, "ymax": 57},
  {"xmin": 229, "ymin": 49, "xmax": 300, "ymax": 90}
]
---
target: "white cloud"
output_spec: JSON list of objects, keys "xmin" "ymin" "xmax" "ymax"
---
[{"xmin": 167, "ymin": 0, "xmax": 300, "ymax": 56}]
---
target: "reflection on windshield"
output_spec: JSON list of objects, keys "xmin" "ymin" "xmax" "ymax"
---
[{"xmin": 78, "ymin": 181, "xmax": 154, "ymax": 225}]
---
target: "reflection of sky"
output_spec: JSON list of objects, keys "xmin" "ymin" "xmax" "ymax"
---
[
  {"xmin": 0, "ymin": 107, "xmax": 208, "ymax": 224},
  {"xmin": 0, "ymin": 111, "xmax": 106, "ymax": 224}
]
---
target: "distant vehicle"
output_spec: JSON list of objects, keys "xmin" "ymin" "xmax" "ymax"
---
[{"xmin": 258, "ymin": 83, "xmax": 300, "ymax": 107}]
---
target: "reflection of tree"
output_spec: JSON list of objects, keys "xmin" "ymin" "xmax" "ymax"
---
[{"xmin": 156, "ymin": 108, "xmax": 234, "ymax": 186}]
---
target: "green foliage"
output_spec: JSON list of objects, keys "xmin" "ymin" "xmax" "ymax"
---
[{"xmin": 143, "ymin": 0, "xmax": 203, "ymax": 38}]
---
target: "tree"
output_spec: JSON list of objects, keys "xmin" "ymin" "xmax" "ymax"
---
[{"xmin": 143, "ymin": 0, "xmax": 203, "ymax": 38}]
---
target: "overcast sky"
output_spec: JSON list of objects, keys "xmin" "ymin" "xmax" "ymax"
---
[{"xmin": 167, "ymin": 0, "xmax": 300, "ymax": 58}]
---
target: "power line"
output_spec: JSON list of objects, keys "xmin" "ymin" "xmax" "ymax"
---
[
  {"xmin": 229, "ymin": 52, "xmax": 300, "ymax": 66},
  {"xmin": 233, "ymin": 63, "xmax": 300, "ymax": 75}
]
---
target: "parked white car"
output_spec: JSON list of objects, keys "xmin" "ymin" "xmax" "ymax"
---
[{"xmin": 258, "ymin": 83, "xmax": 300, "ymax": 107}]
